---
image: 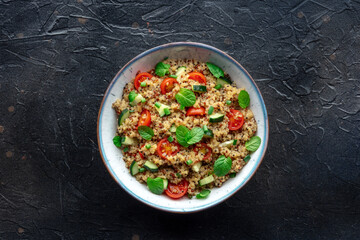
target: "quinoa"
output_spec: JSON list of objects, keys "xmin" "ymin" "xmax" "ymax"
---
[{"xmin": 112, "ymin": 59, "xmax": 257, "ymax": 197}]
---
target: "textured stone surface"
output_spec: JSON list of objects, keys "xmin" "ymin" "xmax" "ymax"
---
[{"xmin": 0, "ymin": 0, "xmax": 359, "ymax": 239}]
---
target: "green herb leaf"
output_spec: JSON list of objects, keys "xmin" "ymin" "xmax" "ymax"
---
[
  {"xmin": 229, "ymin": 173, "xmax": 236, "ymax": 178},
  {"xmin": 145, "ymin": 144, "xmax": 151, "ymax": 149},
  {"xmin": 128, "ymin": 91, "xmax": 138, "ymax": 102},
  {"xmin": 176, "ymin": 173, "xmax": 182, "ymax": 178},
  {"xmin": 139, "ymin": 168, "xmax": 145, "ymax": 173},
  {"xmin": 238, "ymin": 90, "xmax": 250, "ymax": 108},
  {"xmin": 196, "ymin": 189, "xmax": 211, "ymax": 199},
  {"xmin": 214, "ymin": 84, "xmax": 222, "ymax": 90},
  {"xmin": 147, "ymin": 177, "xmax": 165, "ymax": 195},
  {"xmin": 113, "ymin": 136, "xmax": 123, "ymax": 147},
  {"xmin": 206, "ymin": 62, "xmax": 224, "ymax": 78},
  {"xmin": 244, "ymin": 155, "xmax": 251, "ymax": 162},
  {"xmin": 186, "ymin": 127, "xmax": 204, "ymax": 145},
  {"xmin": 138, "ymin": 126, "xmax": 154, "ymax": 140},
  {"xmin": 208, "ymin": 106, "xmax": 214, "ymax": 115},
  {"xmin": 175, "ymin": 88, "xmax": 196, "ymax": 109},
  {"xmin": 176, "ymin": 125, "xmax": 190, "ymax": 147},
  {"xmin": 155, "ymin": 62, "xmax": 170, "ymax": 77},
  {"xmin": 169, "ymin": 75, "xmax": 177, "ymax": 79},
  {"xmin": 123, "ymin": 147, "xmax": 129, "ymax": 152},
  {"xmin": 245, "ymin": 136, "xmax": 261, "ymax": 151},
  {"xmin": 213, "ymin": 155, "xmax": 232, "ymax": 177},
  {"xmin": 186, "ymin": 160, "xmax": 193, "ymax": 165},
  {"xmin": 167, "ymin": 136, "xmax": 174, "ymax": 142}
]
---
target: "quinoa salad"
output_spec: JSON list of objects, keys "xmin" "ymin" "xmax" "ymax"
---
[{"xmin": 112, "ymin": 59, "xmax": 262, "ymax": 199}]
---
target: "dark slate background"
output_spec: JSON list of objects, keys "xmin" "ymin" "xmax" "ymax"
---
[{"xmin": 1, "ymin": 0, "xmax": 359, "ymax": 239}]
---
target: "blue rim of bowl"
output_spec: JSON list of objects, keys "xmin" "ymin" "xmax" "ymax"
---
[{"xmin": 97, "ymin": 42, "xmax": 269, "ymax": 213}]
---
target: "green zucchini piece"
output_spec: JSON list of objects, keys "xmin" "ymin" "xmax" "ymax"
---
[
  {"xmin": 192, "ymin": 85, "xmax": 207, "ymax": 93},
  {"xmin": 144, "ymin": 161, "xmax": 158, "ymax": 172},
  {"xmin": 209, "ymin": 113, "xmax": 225, "ymax": 122},
  {"xmin": 199, "ymin": 175, "xmax": 214, "ymax": 186},
  {"xmin": 118, "ymin": 109, "xmax": 130, "ymax": 125}
]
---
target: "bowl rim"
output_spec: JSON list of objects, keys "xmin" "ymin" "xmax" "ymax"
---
[{"xmin": 97, "ymin": 42, "xmax": 269, "ymax": 213}]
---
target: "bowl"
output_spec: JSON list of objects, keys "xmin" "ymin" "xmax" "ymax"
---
[{"xmin": 97, "ymin": 42, "xmax": 269, "ymax": 213}]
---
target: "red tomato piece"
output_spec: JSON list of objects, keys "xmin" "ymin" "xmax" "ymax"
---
[
  {"xmin": 165, "ymin": 179, "xmax": 189, "ymax": 199},
  {"xmin": 186, "ymin": 107, "xmax": 206, "ymax": 116},
  {"xmin": 227, "ymin": 109, "xmax": 244, "ymax": 131},
  {"xmin": 137, "ymin": 109, "xmax": 151, "ymax": 128},
  {"xmin": 157, "ymin": 138, "xmax": 180, "ymax": 159},
  {"xmin": 193, "ymin": 143, "xmax": 212, "ymax": 160},
  {"xmin": 134, "ymin": 72, "xmax": 153, "ymax": 90},
  {"xmin": 160, "ymin": 78, "xmax": 179, "ymax": 94},
  {"xmin": 188, "ymin": 72, "xmax": 206, "ymax": 84}
]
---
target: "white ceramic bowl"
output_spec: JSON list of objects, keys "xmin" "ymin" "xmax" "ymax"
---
[{"xmin": 97, "ymin": 42, "xmax": 269, "ymax": 213}]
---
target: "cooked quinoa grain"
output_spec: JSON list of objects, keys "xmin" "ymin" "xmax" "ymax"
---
[{"xmin": 112, "ymin": 59, "xmax": 257, "ymax": 197}]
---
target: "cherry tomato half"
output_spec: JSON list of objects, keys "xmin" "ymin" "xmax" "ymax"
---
[
  {"xmin": 157, "ymin": 138, "xmax": 181, "ymax": 159},
  {"xmin": 186, "ymin": 107, "xmax": 206, "ymax": 116},
  {"xmin": 137, "ymin": 109, "xmax": 151, "ymax": 128},
  {"xmin": 134, "ymin": 72, "xmax": 153, "ymax": 90},
  {"xmin": 193, "ymin": 143, "xmax": 212, "ymax": 160},
  {"xmin": 188, "ymin": 72, "xmax": 206, "ymax": 84},
  {"xmin": 227, "ymin": 109, "xmax": 244, "ymax": 131},
  {"xmin": 165, "ymin": 179, "xmax": 189, "ymax": 199},
  {"xmin": 160, "ymin": 78, "xmax": 179, "ymax": 94}
]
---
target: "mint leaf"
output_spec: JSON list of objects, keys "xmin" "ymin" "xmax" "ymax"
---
[
  {"xmin": 213, "ymin": 155, "xmax": 232, "ymax": 176},
  {"xmin": 175, "ymin": 88, "xmax": 196, "ymax": 109},
  {"xmin": 206, "ymin": 62, "xmax": 224, "ymax": 78},
  {"xmin": 138, "ymin": 126, "xmax": 154, "ymax": 140},
  {"xmin": 112, "ymin": 136, "xmax": 123, "ymax": 147},
  {"xmin": 155, "ymin": 62, "xmax": 170, "ymax": 77},
  {"xmin": 128, "ymin": 91, "xmax": 137, "ymax": 102},
  {"xmin": 186, "ymin": 127, "xmax": 204, "ymax": 145},
  {"xmin": 176, "ymin": 125, "xmax": 190, "ymax": 147},
  {"xmin": 238, "ymin": 90, "xmax": 250, "ymax": 108},
  {"xmin": 196, "ymin": 189, "xmax": 211, "ymax": 199},
  {"xmin": 245, "ymin": 136, "xmax": 261, "ymax": 151},
  {"xmin": 147, "ymin": 177, "xmax": 165, "ymax": 195}
]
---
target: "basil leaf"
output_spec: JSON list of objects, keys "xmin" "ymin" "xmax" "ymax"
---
[
  {"xmin": 186, "ymin": 127, "xmax": 204, "ymax": 145},
  {"xmin": 245, "ymin": 136, "xmax": 261, "ymax": 152},
  {"xmin": 176, "ymin": 125, "xmax": 190, "ymax": 147},
  {"xmin": 112, "ymin": 136, "xmax": 123, "ymax": 147},
  {"xmin": 213, "ymin": 155, "xmax": 232, "ymax": 177},
  {"xmin": 238, "ymin": 90, "xmax": 250, "ymax": 108},
  {"xmin": 206, "ymin": 62, "xmax": 224, "ymax": 78},
  {"xmin": 138, "ymin": 126, "xmax": 154, "ymax": 140},
  {"xmin": 175, "ymin": 88, "xmax": 196, "ymax": 109},
  {"xmin": 196, "ymin": 189, "xmax": 211, "ymax": 199},
  {"xmin": 147, "ymin": 177, "xmax": 165, "ymax": 195},
  {"xmin": 155, "ymin": 62, "xmax": 170, "ymax": 77}
]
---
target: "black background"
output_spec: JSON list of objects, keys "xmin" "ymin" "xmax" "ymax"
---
[{"xmin": 1, "ymin": 0, "xmax": 359, "ymax": 239}]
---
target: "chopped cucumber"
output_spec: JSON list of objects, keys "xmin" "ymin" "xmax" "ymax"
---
[
  {"xmin": 192, "ymin": 162, "xmax": 202, "ymax": 172},
  {"xmin": 130, "ymin": 161, "xmax": 139, "ymax": 176},
  {"xmin": 118, "ymin": 109, "xmax": 130, "ymax": 125},
  {"xmin": 192, "ymin": 85, "xmax": 207, "ymax": 93},
  {"xmin": 130, "ymin": 93, "xmax": 145, "ymax": 106},
  {"xmin": 199, "ymin": 175, "xmax": 214, "ymax": 186},
  {"xmin": 122, "ymin": 136, "xmax": 138, "ymax": 145},
  {"xmin": 216, "ymin": 77, "xmax": 232, "ymax": 86},
  {"xmin": 169, "ymin": 124, "xmax": 177, "ymax": 132},
  {"xmin": 163, "ymin": 179, "xmax": 168, "ymax": 189},
  {"xmin": 209, "ymin": 113, "xmax": 225, "ymax": 122},
  {"xmin": 175, "ymin": 66, "xmax": 186, "ymax": 78},
  {"xmin": 155, "ymin": 102, "xmax": 171, "ymax": 117},
  {"xmin": 203, "ymin": 129, "xmax": 214, "ymax": 138},
  {"xmin": 219, "ymin": 140, "xmax": 234, "ymax": 148},
  {"xmin": 144, "ymin": 161, "xmax": 158, "ymax": 172}
]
